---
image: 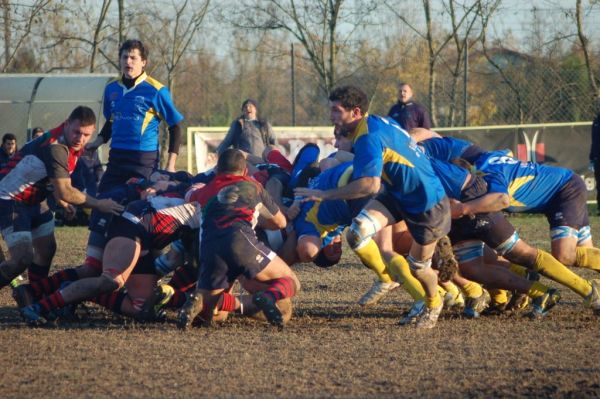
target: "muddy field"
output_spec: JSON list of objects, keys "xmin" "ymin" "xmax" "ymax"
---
[{"xmin": 0, "ymin": 215, "xmax": 599, "ymax": 398}]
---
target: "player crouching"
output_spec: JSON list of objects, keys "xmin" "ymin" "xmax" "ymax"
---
[{"xmin": 178, "ymin": 149, "xmax": 301, "ymax": 330}]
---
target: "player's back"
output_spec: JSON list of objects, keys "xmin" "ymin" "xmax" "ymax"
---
[{"xmin": 476, "ymin": 151, "xmax": 573, "ymax": 212}]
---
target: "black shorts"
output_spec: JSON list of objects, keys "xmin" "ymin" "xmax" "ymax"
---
[
  {"xmin": 197, "ymin": 229, "xmax": 276, "ymax": 291},
  {"xmin": 375, "ymin": 192, "xmax": 451, "ymax": 245},
  {"xmin": 543, "ymin": 174, "xmax": 589, "ymax": 229},
  {"xmin": 105, "ymin": 214, "xmax": 149, "ymax": 249},
  {"xmin": 449, "ymin": 211, "xmax": 516, "ymax": 249},
  {"xmin": 132, "ymin": 252, "xmax": 158, "ymax": 275}
]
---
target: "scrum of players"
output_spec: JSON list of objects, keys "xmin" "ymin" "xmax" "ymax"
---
[{"xmin": 2, "ymin": 85, "xmax": 600, "ymax": 331}]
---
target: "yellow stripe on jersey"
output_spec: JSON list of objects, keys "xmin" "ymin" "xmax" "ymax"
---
[
  {"xmin": 145, "ymin": 75, "xmax": 165, "ymax": 91},
  {"xmin": 350, "ymin": 115, "xmax": 369, "ymax": 142},
  {"xmin": 305, "ymin": 202, "xmax": 339, "ymax": 238},
  {"xmin": 141, "ymin": 108, "xmax": 157, "ymax": 135},
  {"xmin": 337, "ymin": 166, "xmax": 354, "ymax": 187},
  {"xmin": 507, "ymin": 175, "xmax": 534, "ymax": 208},
  {"xmin": 381, "ymin": 148, "xmax": 414, "ymax": 186}
]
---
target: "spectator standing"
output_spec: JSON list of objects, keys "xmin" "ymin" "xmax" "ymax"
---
[
  {"xmin": 387, "ymin": 82, "xmax": 432, "ymax": 131},
  {"xmin": 216, "ymin": 99, "xmax": 276, "ymax": 159}
]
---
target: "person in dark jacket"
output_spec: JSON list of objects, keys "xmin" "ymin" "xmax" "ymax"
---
[{"xmin": 387, "ymin": 82, "xmax": 431, "ymax": 131}]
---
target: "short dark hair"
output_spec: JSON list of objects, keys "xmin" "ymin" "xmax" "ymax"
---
[
  {"xmin": 119, "ymin": 39, "xmax": 148, "ymax": 61},
  {"xmin": 32, "ymin": 127, "xmax": 44, "ymax": 134},
  {"xmin": 398, "ymin": 82, "xmax": 412, "ymax": 89},
  {"xmin": 328, "ymin": 85, "xmax": 369, "ymax": 113},
  {"xmin": 68, "ymin": 106, "xmax": 96, "ymax": 126},
  {"xmin": 2, "ymin": 133, "xmax": 16, "ymax": 144},
  {"xmin": 217, "ymin": 149, "xmax": 246, "ymax": 174}
]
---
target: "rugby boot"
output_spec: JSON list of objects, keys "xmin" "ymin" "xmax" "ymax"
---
[
  {"xmin": 506, "ymin": 270, "xmax": 540, "ymax": 312},
  {"xmin": 12, "ymin": 284, "xmax": 34, "ymax": 308},
  {"xmin": 177, "ymin": 292, "xmax": 204, "ymax": 330},
  {"xmin": 20, "ymin": 304, "xmax": 48, "ymax": 327},
  {"xmin": 358, "ymin": 280, "xmax": 400, "ymax": 306},
  {"xmin": 481, "ymin": 301, "xmax": 509, "ymax": 316},
  {"xmin": 443, "ymin": 290, "xmax": 465, "ymax": 310},
  {"xmin": 252, "ymin": 291, "xmax": 284, "ymax": 330},
  {"xmin": 463, "ymin": 289, "xmax": 491, "ymax": 318},
  {"xmin": 138, "ymin": 284, "xmax": 175, "ymax": 322},
  {"xmin": 527, "ymin": 288, "xmax": 561, "ymax": 319},
  {"xmin": 398, "ymin": 300, "xmax": 426, "ymax": 326},
  {"xmin": 584, "ymin": 279, "xmax": 600, "ymax": 314},
  {"xmin": 415, "ymin": 303, "xmax": 443, "ymax": 329}
]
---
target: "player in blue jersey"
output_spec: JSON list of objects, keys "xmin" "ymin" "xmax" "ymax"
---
[
  {"xmin": 88, "ymin": 39, "xmax": 184, "ymax": 181},
  {"xmin": 430, "ymin": 158, "xmax": 570, "ymax": 317},
  {"xmin": 410, "ymin": 128, "xmax": 486, "ymax": 164},
  {"xmin": 84, "ymin": 39, "xmax": 185, "ymax": 280},
  {"xmin": 454, "ymin": 151, "xmax": 600, "ymax": 312},
  {"xmin": 295, "ymin": 86, "xmax": 451, "ymax": 329}
]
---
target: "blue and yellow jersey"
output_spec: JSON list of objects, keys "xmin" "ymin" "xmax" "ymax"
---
[
  {"xmin": 475, "ymin": 151, "xmax": 573, "ymax": 212},
  {"xmin": 419, "ymin": 137, "xmax": 474, "ymax": 162},
  {"xmin": 103, "ymin": 73, "xmax": 184, "ymax": 152},
  {"xmin": 350, "ymin": 115, "xmax": 446, "ymax": 214},
  {"xmin": 429, "ymin": 159, "xmax": 470, "ymax": 200},
  {"xmin": 294, "ymin": 162, "xmax": 354, "ymax": 238}
]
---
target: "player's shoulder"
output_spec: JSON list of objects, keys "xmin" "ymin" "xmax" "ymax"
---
[{"xmin": 144, "ymin": 75, "xmax": 166, "ymax": 91}]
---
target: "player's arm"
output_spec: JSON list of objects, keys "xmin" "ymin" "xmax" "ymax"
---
[
  {"xmin": 51, "ymin": 177, "xmax": 123, "ymax": 215},
  {"xmin": 166, "ymin": 124, "xmax": 182, "ymax": 172},
  {"xmin": 294, "ymin": 176, "xmax": 380, "ymax": 202},
  {"xmin": 257, "ymin": 184, "xmax": 287, "ymax": 230},
  {"xmin": 408, "ymin": 128, "xmax": 441, "ymax": 142},
  {"xmin": 453, "ymin": 192, "xmax": 510, "ymax": 217}
]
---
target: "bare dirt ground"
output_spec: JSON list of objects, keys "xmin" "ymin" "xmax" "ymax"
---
[{"xmin": 0, "ymin": 216, "xmax": 599, "ymax": 398}]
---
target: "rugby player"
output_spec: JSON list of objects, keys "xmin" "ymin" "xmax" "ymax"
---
[
  {"xmin": 456, "ymin": 151, "xmax": 600, "ymax": 312},
  {"xmin": 20, "ymin": 196, "xmax": 200, "ymax": 325},
  {"xmin": 178, "ymin": 149, "xmax": 301, "ymax": 330},
  {"xmin": 0, "ymin": 107, "xmax": 123, "ymax": 292},
  {"xmin": 295, "ymin": 86, "xmax": 452, "ymax": 329}
]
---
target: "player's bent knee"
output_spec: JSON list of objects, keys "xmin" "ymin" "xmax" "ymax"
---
[
  {"xmin": 99, "ymin": 270, "xmax": 125, "ymax": 292},
  {"xmin": 407, "ymin": 255, "xmax": 432, "ymax": 271},
  {"xmin": 297, "ymin": 245, "xmax": 319, "ymax": 262},
  {"xmin": 346, "ymin": 210, "xmax": 381, "ymax": 250}
]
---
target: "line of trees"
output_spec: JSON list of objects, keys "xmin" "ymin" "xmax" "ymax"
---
[{"xmin": 2, "ymin": 1, "xmax": 599, "ymax": 129}]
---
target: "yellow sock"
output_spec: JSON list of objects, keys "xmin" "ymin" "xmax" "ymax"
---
[
  {"xmin": 526, "ymin": 281, "xmax": 548, "ymax": 299},
  {"xmin": 575, "ymin": 247, "xmax": 600, "ymax": 271},
  {"xmin": 488, "ymin": 288, "xmax": 509, "ymax": 305},
  {"xmin": 388, "ymin": 255, "xmax": 425, "ymax": 300},
  {"xmin": 534, "ymin": 250, "xmax": 592, "ymax": 298},
  {"xmin": 353, "ymin": 239, "xmax": 393, "ymax": 283},
  {"xmin": 509, "ymin": 263, "xmax": 528, "ymax": 277},
  {"xmin": 442, "ymin": 281, "xmax": 460, "ymax": 299},
  {"xmin": 461, "ymin": 281, "xmax": 483, "ymax": 299},
  {"xmin": 425, "ymin": 292, "xmax": 442, "ymax": 309}
]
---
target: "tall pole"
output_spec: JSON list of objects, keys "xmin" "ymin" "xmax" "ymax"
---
[
  {"xmin": 291, "ymin": 43, "xmax": 297, "ymax": 126},
  {"xmin": 463, "ymin": 41, "xmax": 468, "ymax": 126}
]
